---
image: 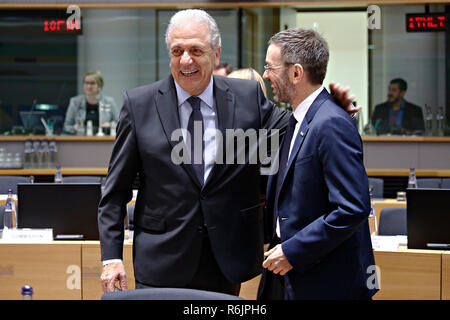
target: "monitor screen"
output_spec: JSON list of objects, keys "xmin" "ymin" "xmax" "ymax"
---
[
  {"xmin": 19, "ymin": 111, "xmax": 46, "ymax": 133},
  {"xmin": 17, "ymin": 183, "xmax": 101, "ymax": 240},
  {"xmin": 407, "ymin": 188, "xmax": 450, "ymax": 250}
]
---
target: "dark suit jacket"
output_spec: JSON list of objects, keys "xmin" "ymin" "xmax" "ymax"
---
[
  {"xmin": 265, "ymin": 89, "xmax": 378, "ymax": 300},
  {"xmin": 371, "ymin": 100, "xmax": 424, "ymax": 135},
  {"xmin": 98, "ymin": 75, "xmax": 290, "ymax": 286}
]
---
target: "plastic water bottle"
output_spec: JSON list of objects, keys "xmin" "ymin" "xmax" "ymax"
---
[
  {"xmin": 110, "ymin": 121, "xmax": 117, "ymax": 137},
  {"xmin": 49, "ymin": 139, "xmax": 58, "ymax": 169},
  {"xmin": 54, "ymin": 164, "xmax": 63, "ymax": 183},
  {"xmin": 3, "ymin": 199, "xmax": 16, "ymax": 230},
  {"xmin": 7, "ymin": 189, "xmax": 17, "ymax": 229},
  {"xmin": 31, "ymin": 139, "xmax": 40, "ymax": 169},
  {"xmin": 408, "ymin": 168, "xmax": 417, "ymax": 189},
  {"xmin": 37, "ymin": 144, "xmax": 45, "ymax": 169},
  {"xmin": 86, "ymin": 120, "xmax": 94, "ymax": 136},
  {"xmin": 438, "ymin": 106, "xmax": 445, "ymax": 136},
  {"xmin": 23, "ymin": 139, "xmax": 33, "ymax": 169},
  {"xmin": 40, "ymin": 139, "xmax": 50, "ymax": 168},
  {"xmin": 369, "ymin": 193, "xmax": 377, "ymax": 234},
  {"xmin": 21, "ymin": 286, "xmax": 33, "ymax": 300},
  {"xmin": 425, "ymin": 104, "xmax": 432, "ymax": 136},
  {"xmin": 76, "ymin": 120, "xmax": 85, "ymax": 136}
]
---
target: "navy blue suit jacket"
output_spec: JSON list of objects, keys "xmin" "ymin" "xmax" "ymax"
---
[{"xmin": 266, "ymin": 88, "xmax": 378, "ymax": 300}]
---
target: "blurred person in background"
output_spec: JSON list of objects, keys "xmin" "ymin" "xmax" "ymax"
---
[{"xmin": 63, "ymin": 70, "xmax": 119, "ymax": 135}]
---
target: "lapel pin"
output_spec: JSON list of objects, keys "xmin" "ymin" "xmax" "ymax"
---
[{"xmin": 300, "ymin": 131, "xmax": 304, "ymax": 136}]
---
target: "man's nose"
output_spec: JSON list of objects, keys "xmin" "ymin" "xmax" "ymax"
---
[
  {"xmin": 262, "ymin": 70, "xmax": 269, "ymax": 80},
  {"xmin": 180, "ymin": 51, "xmax": 193, "ymax": 65}
]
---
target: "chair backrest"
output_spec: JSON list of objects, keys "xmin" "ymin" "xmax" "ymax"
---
[
  {"xmin": 127, "ymin": 203, "xmax": 135, "ymax": 231},
  {"xmin": 378, "ymin": 207, "xmax": 407, "ymax": 236},
  {"xmin": 101, "ymin": 287, "xmax": 243, "ymax": 300},
  {"xmin": 63, "ymin": 176, "xmax": 104, "ymax": 184},
  {"xmin": 417, "ymin": 178, "xmax": 441, "ymax": 189},
  {"xmin": 368, "ymin": 177, "xmax": 384, "ymax": 198},
  {"xmin": 0, "ymin": 175, "xmax": 32, "ymax": 194},
  {"xmin": 441, "ymin": 178, "xmax": 450, "ymax": 189}
]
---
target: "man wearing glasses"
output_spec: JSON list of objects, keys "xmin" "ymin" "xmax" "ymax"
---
[
  {"xmin": 98, "ymin": 9, "xmax": 358, "ymax": 295},
  {"xmin": 260, "ymin": 28, "xmax": 377, "ymax": 300}
]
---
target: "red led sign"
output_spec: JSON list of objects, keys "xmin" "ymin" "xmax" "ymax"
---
[
  {"xmin": 43, "ymin": 19, "xmax": 80, "ymax": 32},
  {"xmin": 406, "ymin": 13, "xmax": 447, "ymax": 32}
]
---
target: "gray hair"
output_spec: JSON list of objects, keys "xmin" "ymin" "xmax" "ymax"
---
[
  {"xmin": 165, "ymin": 9, "xmax": 221, "ymax": 52},
  {"xmin": 269, "ymin": 28, "xmax": 329, "ymax": 85}
]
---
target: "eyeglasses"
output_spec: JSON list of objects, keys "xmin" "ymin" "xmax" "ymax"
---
[
  {"xmin": 263, "ymin": 64, "xmax": 285, "ymax": 72},
  {"xmin": 263, "ymin": 63, "xmax": 293, "ymax": 72},
  {"xmin": 84, "ymin": 81, "xmax": 97, "ymax": 86}
]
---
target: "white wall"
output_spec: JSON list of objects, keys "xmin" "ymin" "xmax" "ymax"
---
[{"xmin": 297, "ymin": 11, "xmax": 368, "ymax": 132}]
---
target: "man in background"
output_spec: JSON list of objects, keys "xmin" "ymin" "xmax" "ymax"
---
[
  {"xmin": 213, "ymin": 61, "xmax": 233, "ymax": 76},
  {"xmin": 371, "ymin": 78, "xmax": 424, "ymax": 135}
]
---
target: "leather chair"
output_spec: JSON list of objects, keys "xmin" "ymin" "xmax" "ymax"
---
[
  {"xmin": 62, "ymin": 175, "xmax": 104, "ymax": 184},
  {"xmin": 416, "ymin": 178, "xmax": 441, "ymax": 189},
  {"xmin": 378, "ymin": 207, "xmax": 407, "ymax": 236},
  {"xmin": 441, "ymin": 178, "xmax": 450, "ymax": 189},
  {"xmin": 126, "ymin": 203, "xmax": 135, "ymax": 231},
  {"xmin": 101, "ymin": 287, "xmax": 243, "ymax": 300},
  {"xmin": 0, "ymin": 175, "xmax": 32, "ymax": 194},
  {"xmin": 368, "ymin": 177, "xmax": 384, "ymax": 198}
]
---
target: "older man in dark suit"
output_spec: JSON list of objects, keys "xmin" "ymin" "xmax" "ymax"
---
[{"xmin": 98, "ymin": 9, "xmax": 357, "ymax": 295}]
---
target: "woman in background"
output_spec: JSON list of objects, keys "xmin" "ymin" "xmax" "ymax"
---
[
  {"xmin": 228, "ymin": 68, "xmax": 267, "ymax": 97},
  {"xmin": 63, "ymin": 71, "xmax": 119, "ymax": 135}
]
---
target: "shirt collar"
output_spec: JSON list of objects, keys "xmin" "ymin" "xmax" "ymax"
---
[
  {"xmin": 292, "ymin": 86, "xmax": 324, "ymax": 123},
  {"xmin": 174, "ymin": 76, "xmax": 214, "ymax": 110}
]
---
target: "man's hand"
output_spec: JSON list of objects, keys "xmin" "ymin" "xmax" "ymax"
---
[
  {"xmin": 329, "ymin": 82, "xmax": 361, "ymax": 117},
  {"xmin": 100, "ymin": 261, "xmax": 128, "ymax": 293},
  {"xmin": 262, "ymin": 244, "xmax": 293, "ymax": 276}
]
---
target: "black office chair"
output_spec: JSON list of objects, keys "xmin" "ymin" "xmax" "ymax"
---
[
  {"xmin": 417, "ymin": 178, "xmax": 441, "ymax": 189},
  {"xmin": 126, "ymin": 203, "xmax": 135, "ymax": 231},
  {"xmin": 378, "ymin": 207, "xmax": 407, "ymax": 236},
  {"xmin": 62, "ymin": 176, "xmax": 104, "ymax": 184},
  {"xmin": 101, "ymin": 287, "xmax": 243, "ymax": 300},
  {"xmin": 441, "ymin": 178, "xmax": 450, "ymax": 189},
  {"xmin": 0, "ymin": 204, "xmax": 5, "ymax": 229},
  {"xmin": 0, "ymin": 175, "xmax": 32, "ymax": 194},
  {"xmin": 368, "ymin": 177, "xmax": 384, "ymax": 198}
]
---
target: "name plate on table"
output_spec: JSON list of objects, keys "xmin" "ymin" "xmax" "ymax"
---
[
  {"xmin": 2, "ymin": 228, "xmax": 53, "ymax": 243},
  {"xmin": 371, "ymin": 235, "xmax": 408, "ymax": 252}
]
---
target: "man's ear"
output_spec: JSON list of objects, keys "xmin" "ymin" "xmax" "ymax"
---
[
  {"xmin": 215, "ymin": 47, "xmax": 221, "ymax": 66},
  {"xmin": 292, "ymin": 63, "xmax": 304, "ymax": 84}
]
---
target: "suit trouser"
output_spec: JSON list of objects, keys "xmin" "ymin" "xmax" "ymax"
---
[{"xmin": 136, "ymin": 233, "xmax": 241, "ymax": 296}]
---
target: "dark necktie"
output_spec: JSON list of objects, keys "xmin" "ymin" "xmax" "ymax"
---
[
  {"xmin": 273, "ymin": 115, "xmax": 298, "ymax": 233},
  {"xmin": 187, "ymin": 96, "xmax": 204, "ymax": 185}
]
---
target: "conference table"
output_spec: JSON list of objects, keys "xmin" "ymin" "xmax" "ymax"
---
[{"xmin": 0, "ymin": 238, "xmax": 448, "ymax": 300}]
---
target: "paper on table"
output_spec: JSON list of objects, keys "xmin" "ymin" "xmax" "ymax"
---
[{"xmin": 371, "ymin": 235, "xmax": 408, "ymax": 251}]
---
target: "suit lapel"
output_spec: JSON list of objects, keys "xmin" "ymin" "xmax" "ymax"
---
[
  {"xmin": 155, "ymin": 75, "xmax": 202, "ymax": 189},
  {"xmin": 279, "ymin": 88, "xmax": 330, "ymax": 189}
]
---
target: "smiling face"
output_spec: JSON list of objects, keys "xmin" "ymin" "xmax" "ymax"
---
[
  {"xmin": 168, "ymin": 21, "xmax": 220, "ymax": 96},
  {"xmin": 263, "ymin": 44, "xmax": 294, "ymax": 104}
]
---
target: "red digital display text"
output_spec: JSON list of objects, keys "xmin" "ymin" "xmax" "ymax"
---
[{"xmin": 406, "ymin": 13, "xmax": 447, "ymax": 32}]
